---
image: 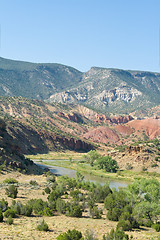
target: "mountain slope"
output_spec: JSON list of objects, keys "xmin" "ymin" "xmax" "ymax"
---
[
  {"xmin": 49, "ymin": 67, "xmax": 160, "ymax": 113},
  {"xmin": 0, "ymin": 119, "xmax": 43, "ymax": 173},
  {"xmin": 0, "ymin": 97, "xmax": 94, "ymax": 154},
  {"xmin": 0, "ymin": 57, "xmax": 160, "ymax": 113},
  {"xmin": 0, "ymin": 57, "xmax": 82, "ymax": 99}
]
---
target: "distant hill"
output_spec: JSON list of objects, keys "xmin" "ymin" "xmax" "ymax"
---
[
  {"xmin": 0, "ymin": 57, "xmax": 82, "ymax": 100},
  {"xmin": 0, "ymin": 57, "xmax": 160, "ymax": 113}
]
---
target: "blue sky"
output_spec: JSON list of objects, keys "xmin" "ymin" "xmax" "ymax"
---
[{"xmin": 0, "ymin": 0, "xmax": 159, "ymax": 72}]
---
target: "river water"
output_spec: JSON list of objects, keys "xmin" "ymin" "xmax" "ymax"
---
[{"xmin": 35, "ymin": 160, "xmax": 128, "ymax": 190}]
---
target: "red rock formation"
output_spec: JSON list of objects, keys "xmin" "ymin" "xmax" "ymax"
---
[
  {"xmin": 95, "ymin": 114, "xmax": 133, "ymax": 125},
  {"xmin": 110, "ymin": 115, "xmax": 133, "ymax": 124},
  {"xmin": 57, "ymin": 112, "xmax": 82, "ymax": 123}
]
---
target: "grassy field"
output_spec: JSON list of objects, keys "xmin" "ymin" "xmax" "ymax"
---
[
  {"xmin": 27, "ymin": 150, "xmax": 85, "ymax": 160},
  {"xmin": 0, "ymin": 170, "xmax": 159, "ymax": 240}
]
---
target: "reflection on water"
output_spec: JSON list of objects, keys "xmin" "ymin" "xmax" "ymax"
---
[{"xmin": 36, "ymin": 160, "xmax": 128, "ymax": 190}]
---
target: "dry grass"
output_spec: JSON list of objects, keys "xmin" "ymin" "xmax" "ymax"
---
[
  {"xmin": 0, "ymin": 170, "xmax": 159, "ymax": 240},
  {"xmin": 27, "ymin": 150, "xmax": 86, "ymax": 160}
]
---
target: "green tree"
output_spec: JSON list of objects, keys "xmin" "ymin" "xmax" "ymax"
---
[
  {"xmin": 127, "ymin": 178, "xmax": 160, "ymax": 204},
  {"xmin": 83, "ymin": 150, "xmax": 101, "ymax": 166},
  {"xmin": 133, "ymin": 201, "xmax": 160, "ymax": 223},
  {"xmin": 97, "ymin": 156, "xmax": 118, "ymax": 173},
  {"xmin": 104, "ymin": 191, "xmax": 128, "ymax": 221}
]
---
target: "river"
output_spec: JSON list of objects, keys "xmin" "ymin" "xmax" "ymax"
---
[{"xmin": 35, "ymin": 160, "xmax": 128, "ymax": 190}]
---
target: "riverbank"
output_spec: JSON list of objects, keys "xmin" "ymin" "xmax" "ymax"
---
[{"xmin": 28, "ymin": 151, "xmax": 160, "ymax": 183}]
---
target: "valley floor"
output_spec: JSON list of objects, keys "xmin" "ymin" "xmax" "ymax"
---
[
  {"xmin": 0, "ymin": 171, "xmax": 159, "ymax": 240},
  {"xmin": 28, "ymin": 150, "xmax": 160, "ymax": 183}
]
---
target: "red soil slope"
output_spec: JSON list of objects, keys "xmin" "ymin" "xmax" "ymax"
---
[
  {"xmin": 83, "ymin": 126, "xmax": 119, "ymax": 144},
  {"xmin": 127, "ymin": 118, "xmax": 160, "ymax": 139}
]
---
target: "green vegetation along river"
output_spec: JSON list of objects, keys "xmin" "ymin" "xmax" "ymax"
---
[{"xmin": 35, "ymin": 160, "xmax": 128, "ymax": 190}]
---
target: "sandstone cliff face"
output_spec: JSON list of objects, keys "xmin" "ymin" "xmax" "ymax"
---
[
  {"xmin": 49, "ymin": 86, "xmax": 142, "ymax": 108},
  {"xmin": 93, "ymin": 86, "xmax": 142, "ymax": 104}
]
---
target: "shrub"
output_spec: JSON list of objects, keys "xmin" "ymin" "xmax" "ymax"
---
[
  {"xmin": 151, "ymin": 162, "xmax": 158, "ymax": 168},
  {"xmin": 0, "ymin": 198, "xmax": 8, "ymax": 212},
  {"xmin": 152, "ymin": 222, "xmax": 160, "ymax": 232},
  {"xmin": 4, "ymin": 209, "xmax": 16, "ymax": 218},
  {"xmin": 39, "ymin": 207, "xmax": 53, "ymax": 216},
  {"xmin": 103, "ymin": 228, "xmax": 129, "ymax": 240},
  {"xmin": 47, "ymin": 174, "xmax": 56, "ymax": 183},
  {"xmin": 107, "ymin": 208, "xmax": 122, "ymax": 221},
  {"xmin": 155, "ymin": 157, "xmax": 159, "ymax": 161},
  {"xmin": 28, "ymin": 199, "xmax": 48, "ymax": 215},
  {"xmin": 117, "ymin": 211, "xmax": 139, "ymax": 230},
  {"xmin": 48, "ymin": 190, "xmax": 62, "ymax": 202},
  {"xmin": 21, "ymin": 204, "xmax": 32, "ymax": 216},
  {"xmin": 36, "ymin": 219, "xmax": 49, "ymax": 231},
  {"xmin": 11, "ymin": 201, "xmax": 22, "ymax": 215},
  {"xmin": 142, "ymin": 220, "xmax": 153, "ymax": 227},
  {"xmin": 90, "ymin": 184, "xmax": 112, "ymax": 203},
  {"xmin": 89, "ymin": 206, "xmax": 102, "ymax": 219},
  {"xmin": 3, "ymin": 178, "xmax": 18, "ymax": 184},
  {"xmin": 0, "ymin": 209, "xmax": 3, "ymax": 222},
  {"xmin": 29, "ymin": 180, "xmax": 38, "ymax": 186},
  {"xmin": 117, "ymin": 219, "xmax": 132, "ymax": 231},
  {"xmin": 70, "ymin": 190, "xmax": 81, "ymax": 201},
  {"xmin": 66, "ymin": 203, "xmax": 82, "ymax": 218},
  {"xmin": 6, "ymin": 216, "xmax": 13, "ymax": 225},
  {"xmin": 44, "ymin": 187, "xmax": 51, "ymax": 194},
  {"xmin": 5, "ymin": 185, "xmax": 18, "ymax": 198},
  {"xmin": 57, "ymin": 229, "xmax": 83, "ymax": 240},
  {"xmin": 125, "ymin": 163, "xmax": 133, "ymax": 170},
  {"xmin": 84, "ymin": 229, "xmax": 98, "ymax": 240},
  {"xmin": 104, "ymin": 191, "xmax": 128, "ymax": 221},
  {"xmin": 56, "ymin": 198, "xmax": 66, "ymax": 214}
]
